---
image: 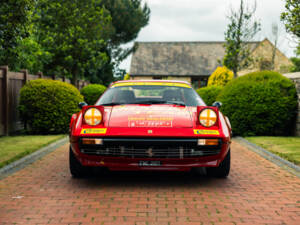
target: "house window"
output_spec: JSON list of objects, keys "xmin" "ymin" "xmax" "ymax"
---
[
  {"xmin": 191, "ymin": 81, "xmax": 198, "ymax": 89},
  {"xmin": 199, "ymin": 78, "xmax": 208, "ymax": 87},
  {"xmin": 192, "ymin": 77, "xmax": 208, "ymax": 89}
]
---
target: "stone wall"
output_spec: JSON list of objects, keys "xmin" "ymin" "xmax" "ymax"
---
[{"xmin": 284, "ymin": 72, "xmax": 300, "ymax": 136}]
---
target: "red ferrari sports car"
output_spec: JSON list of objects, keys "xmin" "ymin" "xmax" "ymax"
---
[{"xmin": 69, "ymin": 80, "xmax": 231, "ymax": 178}]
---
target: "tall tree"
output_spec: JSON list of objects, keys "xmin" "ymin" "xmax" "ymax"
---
[
  {"xmin": 35, "ymin": 0, "xmax": 114, "ymax": 84},
  {"xmin": 290, "ymin": 57, "xmax": 300, "ymax": 72},
  {"xmin": 34, "ymin": 0, "xmax": 150, "ymax": 85},
  {"xmin": 281, "ymin": 0, "xmax": 300, "ymax": 71},
  {"xmin": 91, "ymin": 0, "xmax": 150, "ymax": 84},
  {"xmin": 223, "ymin": 0, "xmax": 260, "ymax": 78},
  {"xmin": 0, "ymin": 0, "xmax": 35, "ymax": 69},
  {"xmin": 281, "ymin": 0, "xmax": 300, "ymax": 39},
  {"xmin": 101, "ymin": 0, "xmax": 150, "ymax": 45}
]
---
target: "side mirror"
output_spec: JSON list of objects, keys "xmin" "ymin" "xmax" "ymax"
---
[
  {"xmin": 212, "ymin": 101, "xmax": 222, "ymax": 108},
  {"xmin": 78, "ymin": 102, "xmax": 88, "ymax": 109}
]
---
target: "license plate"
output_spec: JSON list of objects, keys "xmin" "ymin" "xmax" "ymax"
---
[{"xmin": 139, "ymin": 161, "xmax": 161, "ymax": 166}]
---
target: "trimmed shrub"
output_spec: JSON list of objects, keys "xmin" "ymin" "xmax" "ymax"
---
[
  {"xmin": 196, "ymin": 86, "xmax": 223, "ymax": 106},
  {"xmin": 217, "ymin": 71, "xmax": 298, "ymax": 136},
  {"xmin": 207, "ymin": 66, "xmax": 234, "ymax": 86},
  {"xmin": 123, "ymin": 73, "xmax": 130, "ymax": 80},
  {"xmin": 19, "ymin": 79, "xmax": 83, "ymax": 134},
  {"xmin": 80, "ymin": 84, "xmax": 106, "ymax": 105}
]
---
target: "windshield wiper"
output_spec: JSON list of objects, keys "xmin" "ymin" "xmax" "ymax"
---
[
  {"xmin": 165, "ymin": 101, "xmax": 186, "ymax": 106},
  {"xmin": 135, "ymin": 100, "xmax": 165, "ymax": 104},
  {"xmin": 100, "ymin": 102, "xmax": 125, "ymax": 106},
  {"xmin": 136, "ymin": 100, "xmax": 186, "ymax": 106}
]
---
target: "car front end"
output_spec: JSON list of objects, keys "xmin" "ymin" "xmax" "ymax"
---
[{"xmin": 69, "ymin": 81, "xmax": 231, "ymax": 176}]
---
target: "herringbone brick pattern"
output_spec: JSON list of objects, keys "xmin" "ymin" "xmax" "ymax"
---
[{"xmin": 0, "ymin": 141, "xmax": 299, "ymax": 225}]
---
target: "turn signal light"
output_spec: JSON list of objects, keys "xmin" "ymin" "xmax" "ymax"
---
[
  {"xmin": 197, "ymin": 139, "xmax": 219, "ymax": 146},
  {"xmin": 82, "ymin": 138, "xmax": 103, "ymax": 145}
]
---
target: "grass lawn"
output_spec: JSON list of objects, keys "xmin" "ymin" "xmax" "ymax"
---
[
  {"xmin": 245, "ymin": 136, "xmax": 300, "ymax": 166},
  {"xmin": 0, "ymin": 135, "xmax": 65, "ymax": 168}
]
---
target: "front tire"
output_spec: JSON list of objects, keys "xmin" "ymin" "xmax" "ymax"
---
[
  {"xmin": 69, "ymin": 146, "xmax": 90, "ymax": 178},
  {"xmin": 207, "ymin": 149, "xmax": 230, "ymax": 178}
]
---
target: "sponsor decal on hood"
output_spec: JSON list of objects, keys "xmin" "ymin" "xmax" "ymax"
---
[{"xmin": 108, "ymin": 105, "xmax": 193, "ymax": 128}]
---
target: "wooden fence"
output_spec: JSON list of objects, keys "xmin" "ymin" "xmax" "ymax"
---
[{"xmin": 0, "ymin": 66, "xmax": 89, "ymax": 136}]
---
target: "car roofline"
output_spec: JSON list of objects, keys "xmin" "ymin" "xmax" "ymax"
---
[{"xmin": 109, "ymin": 80, "xmax": 192, "ymax": 88}]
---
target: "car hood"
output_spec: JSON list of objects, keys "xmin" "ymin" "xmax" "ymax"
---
[{"xmin": 107, "ymin": 105, "xmax": 194, "ymax": 128}]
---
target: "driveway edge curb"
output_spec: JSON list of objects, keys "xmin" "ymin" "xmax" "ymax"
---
[
  {"xmin": 235, "ymin": 137, "xmax": 300, "ymax": 178},
  {"xmin": 0, "ymin": 136, "xmax": 68, "ymax": 179}
]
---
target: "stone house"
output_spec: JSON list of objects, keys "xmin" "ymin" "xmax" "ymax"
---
[{"xmin": 129, "ymin": 38, "xmax": 292, "ymax": 88}]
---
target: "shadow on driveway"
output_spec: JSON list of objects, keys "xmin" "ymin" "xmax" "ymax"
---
[{"xmin": 69, "ymin": 169, "xmax": 232, "ymax": 190}]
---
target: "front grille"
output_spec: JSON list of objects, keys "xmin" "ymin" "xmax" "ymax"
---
[{"xmin": 79, "ymin": 138, "xmax": 221, "ymax": 159}]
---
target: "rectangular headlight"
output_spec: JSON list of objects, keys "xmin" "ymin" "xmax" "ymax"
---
[
  {"xmin": 197, "ymin": 139, "xmax": 206, "ymax": 145},
  {"xmin": 197, "ymin": 139, "xmax": 219, "ymax": 146},
  {"xmin": 82, "ymin": 138, "xmax": 103, "ymax": 145}
]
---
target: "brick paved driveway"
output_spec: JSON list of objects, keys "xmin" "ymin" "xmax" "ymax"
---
[{"xmin": 0, "ymin": 141, "xmax": 299, "ymax": 225}]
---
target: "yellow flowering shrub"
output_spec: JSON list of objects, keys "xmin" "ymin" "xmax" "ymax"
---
[
  {"xmin": 124, "ymin": 73, "xmax": 130, "ymax": 80},
  {"xmin": 207, "ymin": 66, "xmax": 234, "ymax": 86}
]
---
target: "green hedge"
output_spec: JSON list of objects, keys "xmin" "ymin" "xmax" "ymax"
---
[
  {"xmin": 80, "ymin": 84, "xmax": 106, "ymax": 105},
  {"xmin": 196, "ymin": 86, "xmax": 223, "ymax": 106},
  {"xmin": 19, "ymin": 79, "xmax": 83, "ymax": 134},
  {"xmin": 217, "ymin": 71, "xmax": 298, "ymax": 136}
]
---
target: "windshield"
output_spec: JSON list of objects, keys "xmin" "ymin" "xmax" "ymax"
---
[{"xmin": 96, "ymin": 84, "xmax": 205, "ymax": 107}]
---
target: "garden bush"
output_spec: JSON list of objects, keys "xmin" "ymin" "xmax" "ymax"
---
[
  {"xmin": 207, "ymin": 66, "xmax": 234, "ymax": 86},
  {"xmin": 196, "ymin": 86, "xmax": 223, "ymax": 106},
  {"xmin": 19, "ymin": 79, "xmax": 83, "ymax": 134},
  {"xmin": 217, "ymin": 71, "xmax": 298, "ymax": 136},
  {"xmin": 123, "ymin": 73, "xmax": 130, "ymax": 80},
  {"xmin": 80, "ymin": 84, "xmax": 106, "ymax": 105}
]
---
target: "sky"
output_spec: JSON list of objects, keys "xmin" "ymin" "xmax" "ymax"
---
[{"xmin": 119, "ymin": 0, "xmax": 298, "ymax": 72}]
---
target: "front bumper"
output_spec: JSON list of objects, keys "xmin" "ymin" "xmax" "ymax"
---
[{"xmin": 70, "ymin": 137, "xmax": 230, "ymax": 171}]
